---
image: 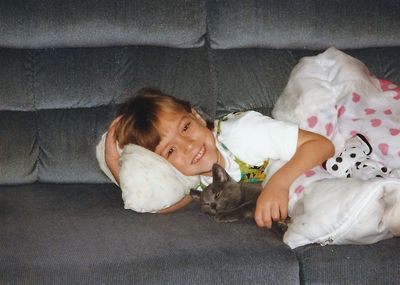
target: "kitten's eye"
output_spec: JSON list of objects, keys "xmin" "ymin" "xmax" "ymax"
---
[
  {"xmin": 215, "ymin": 192, "xmax": 222, "ymax": 199},
  {"xmin": 183, "ymin": 122, "xmax": 191, "ymax": 132}
]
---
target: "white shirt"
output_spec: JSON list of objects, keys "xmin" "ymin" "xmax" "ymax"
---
[{"xmin": 200, "ymin": 111, "xmax": 299, "ymax": 186}]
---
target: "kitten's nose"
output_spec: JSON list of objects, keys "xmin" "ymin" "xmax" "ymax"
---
[{"xmin": 211, "ymin": 203, "xmax": 217, "ymax": 210}]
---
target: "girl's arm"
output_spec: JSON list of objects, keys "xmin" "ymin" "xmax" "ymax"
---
[
  {"xmin": 157, "ymin": 195, "xmax": 193, "ymax": 214},
  {"xmin": 254, "ymin": 129, "xmax": 335, "ymax": 228},
  {"xmin": 105, "ymin": 116, "xmax": 122, "ymax": 185}
]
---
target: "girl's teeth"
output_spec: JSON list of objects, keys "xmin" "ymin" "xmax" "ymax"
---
[{"xmin": 193, "ymin": 146, "xmax": 205, "ymax": 164}]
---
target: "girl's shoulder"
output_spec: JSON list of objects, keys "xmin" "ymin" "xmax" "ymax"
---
[
  {"xmin": 219, "ymin": 110, "xmax": 266, "ymax": 122},
  {"xmin": 216, "ymin": 110, "xmax": 273, "ymax": 135}
]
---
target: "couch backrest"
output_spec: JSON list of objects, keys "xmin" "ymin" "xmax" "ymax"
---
[
  {"xmin": 0, "ymin": 0, "xmax": 206, "ymax": 48},
  {"xmin": 208, "ymin": 0, "xmax": 400, "ymax": 49},
  {"xmin": 207, "ymin": 0, "xmax": 400, "ymax": 117},
  {"xmin": 1, "ymin": 0, "xmax": 400, "ymax": 185},
  {"xmin": 0, "ymin": 0, "xmax": 212, "ymax": 184}
]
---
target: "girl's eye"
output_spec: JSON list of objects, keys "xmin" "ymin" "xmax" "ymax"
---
[
  {"xmin": 167, "ymin": 147, "xmax": 175, "ymax": 158},
  {"xmin": 183, "ymin": 122, "xmax": 191, "ymax": 132}
]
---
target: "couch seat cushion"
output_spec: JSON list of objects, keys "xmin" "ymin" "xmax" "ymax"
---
[
  {"xmin": 295, "ymin": 238, "xmax": 400, "ymax": 284},
  {"xmin": 0, "ymin": 184, "xmax": 299, "ymax": 285}
]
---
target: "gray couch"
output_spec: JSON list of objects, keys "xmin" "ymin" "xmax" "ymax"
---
[{"xmin": 1, "ymin": 1, "xmax": 399, "ymax": 284}]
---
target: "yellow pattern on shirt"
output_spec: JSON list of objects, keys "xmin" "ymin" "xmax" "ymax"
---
[{"xmin": 216, "ymin": 112, "xmax": 269, "ymax": 183}]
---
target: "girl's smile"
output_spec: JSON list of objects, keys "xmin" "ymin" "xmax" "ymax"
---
[{"xmin": 192, "ymin": 145, "xmax": 205, "ymax": 164}]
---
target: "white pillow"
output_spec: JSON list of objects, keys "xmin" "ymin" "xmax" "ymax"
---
[{"xmin": 96, "ymin": 133, "xmax": 200, "ymax": 213}]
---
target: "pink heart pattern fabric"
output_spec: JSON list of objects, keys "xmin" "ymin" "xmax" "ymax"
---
[
  {"xmin": 274, "ymin": 48, "xmax": 400, "ymax": 201},
  {"xmin": 299, "ymin": 76, "xmax": 400, "ymax": 169},
  {"xmin": 272, "ymin": 48, "xmax": 400, "ymax": 249},
  {"xmin": 291, "ymin": 77, "xmax": 400, "ymax": 180}
]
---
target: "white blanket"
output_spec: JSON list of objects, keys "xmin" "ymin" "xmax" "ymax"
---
[{"xmin": 272, "ymin": 47, "xmax": 400, "ymax": 248}]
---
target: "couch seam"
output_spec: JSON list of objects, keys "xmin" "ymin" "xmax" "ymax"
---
[
  {"xmin": 205, "ymin": 0, "xmax": 218, "ymax": 120},
  {"xmin": 25, "ymin": 50, "xmax": 40, "ymax": 183}
]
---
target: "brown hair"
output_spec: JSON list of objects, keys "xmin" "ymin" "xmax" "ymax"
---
[{"xmin": 115, "ymin": 88, "xmax": 192, "ymax": 151}]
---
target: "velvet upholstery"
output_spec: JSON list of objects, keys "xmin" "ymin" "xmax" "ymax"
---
[
  {"xmin": 1, "ymin": 1, "xmax": 400, "ymax": 284},
  {"xmin": 0, "ymin": 0, "xmax": 206, "ymax": 48},
  {"xmin": 0, "ymin": 111, "xmax": 37, "ymax": 184},
  {"xmin": 213, "ymin": 47, "xmax": 400, "ymax": 116},
  {"xmin": 295, "ymin": 239, "xmax": 400, "ymax": 284},
  {"xmin": 1, "ymin": 46, "xmax": 213, "ymax": 184},
  {"xmin": 0, "ymin": 184, "xmax": 299, "ymax": 285},
  {"xmin": 208, "ymin": 0, "xmax": 400, "ymax": 49}
]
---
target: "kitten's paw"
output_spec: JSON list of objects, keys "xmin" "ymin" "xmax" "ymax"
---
[{"xmin": 275, "ymin": 221, "xmax": 288, "ymax": 232}]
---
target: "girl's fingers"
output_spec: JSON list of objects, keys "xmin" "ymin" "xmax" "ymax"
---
[
  {"xmin": 109, "ymin": 115, "xmax": 122, "ymax": 131},
  {"xmin": 255, "ymin": 204, "xmax": 286, "ymax": 229},
  {"xmin": 255, "ymin": 207, "xmax": 274, "ymax": 228},
  {"xmin": 271, "ymin": 204, "xmax": 281, "ymax": 222},
  {"xmin": 255, "ymin": 206, "xmax": 268, "ymax": 228},
  {"xmin": 280, "ymin": 204, "xmax": 288, "ymax": 221}
]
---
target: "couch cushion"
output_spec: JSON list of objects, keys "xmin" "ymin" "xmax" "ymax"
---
[
  {"xmin": 212, "ymin": 48, "xmax": 400, "ymax": 116},
  {"xmin": 38, "ymin": 107, "xmax": 115, "ymax": 183},
  {"xmin": 0, "ymin": 49, "xmax": 34, "ymax": 111},
  {"xmin": 32, "ymin": 47, "xmax": 213, "ymax": 113},
  {"xmin": 295, "ymin": 238, "xmax": 400, "ymax": 284},
  {"xmin": 0, "ymin": 111, "xmax": 38, "ymax": 184},
  {"xmin": 0, "ymin": 184, "xmax": 299, "ymax": 285},
  {"xmin": 0, "ymin": 46, "xmax": 213, "ymax": 184},
  {"xmin": 211, "ymin": 48, "xmax": 313, "ymax": 117},
  {"xmin": 208, "ymin": 0, "xmax": 400, "ymax": 49},
  {"xmin": 0, "ymin": 0, "xmax": 206, "ymax": 48}
]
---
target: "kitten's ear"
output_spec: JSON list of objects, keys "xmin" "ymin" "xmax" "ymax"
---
[
  {"xmin": 190, "ymin": 189, "xmax": 202, "ymax": 202},
  {"xmin": 212, "ymin": 163, "xmax": 230, "ymax": 183}
]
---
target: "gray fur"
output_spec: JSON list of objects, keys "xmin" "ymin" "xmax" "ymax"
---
[{"xmin": 190, "ymin": 164, "xmax": 289, "ymax": 232}]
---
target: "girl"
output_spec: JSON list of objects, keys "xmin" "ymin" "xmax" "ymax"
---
[{"xmin": 104, "ymin": 88, "xmax": 335, "ymax": 228}]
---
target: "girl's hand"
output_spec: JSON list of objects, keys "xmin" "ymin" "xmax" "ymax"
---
[
  {"xmin": 255, "ymin": 182, "xmax": 288, "ymax": 228},
  {"xmin": 105, "ymin": 116, "xmax": 122, "ymax": 184},
  {"xmin": 254, "ymin": 129, "xmax": 335, "ymax": 228},
  {"xmin": 157, "ymin": 195, "xmax": 193, "ymax": 214}
]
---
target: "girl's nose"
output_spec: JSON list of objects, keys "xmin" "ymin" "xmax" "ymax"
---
[
  {"xmin": 184, "ymin": 140, "xmax": 195, "ymax": 154},
  {"xmin": 179, "ymin": 135, "xmax": 195, "ymax": 154}
]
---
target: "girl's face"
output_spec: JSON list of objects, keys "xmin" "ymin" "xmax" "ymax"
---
[{"xmin": 155, "ymin": 109, "xmax": 219, "ymax": 177}]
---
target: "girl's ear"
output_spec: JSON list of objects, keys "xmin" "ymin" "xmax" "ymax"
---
[{"xmin": 191, "ymin": 108, "xmax": 207, "ymax": 126}]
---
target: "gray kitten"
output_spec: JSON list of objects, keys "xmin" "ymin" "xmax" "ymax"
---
[{"xmin": 190, "ymin": 164, "xmax": 289, "ymax": 232}]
